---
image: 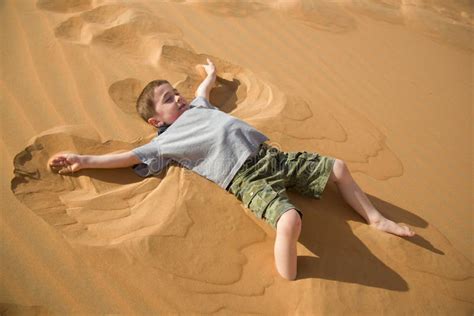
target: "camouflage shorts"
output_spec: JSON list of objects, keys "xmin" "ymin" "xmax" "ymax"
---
[{"xmin": 226, "ymin": 142, "xmax": 336, "ymax": 229}]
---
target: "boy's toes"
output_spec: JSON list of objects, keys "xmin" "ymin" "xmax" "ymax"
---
[
  {"xmin": 394, "ymin": 225, "xmax": 407, "ymax": 236},
  {"xmin": 371, "ymin": 218, "xmax": 415, "ymax": 237},
  {"xmin": 402, "ymin": 225, "xmax": 415, "ymax": 237},
  {"xmin": 407, "ymin": 227, "xmax": 416, "ymax": 236}
]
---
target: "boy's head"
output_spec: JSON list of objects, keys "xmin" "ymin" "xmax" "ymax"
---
[{"xmin": 136, "ymin": 80, "xmax": 190, "ymax": 129}]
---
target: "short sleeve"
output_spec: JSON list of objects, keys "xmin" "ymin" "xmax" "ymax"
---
[
  {"xmin": 131, "ymin": 139, "xmax": 171, "ymax": 177},
  {"xmin": 189, "ymin": 96, "xmax": 218, "ymax": 110}
]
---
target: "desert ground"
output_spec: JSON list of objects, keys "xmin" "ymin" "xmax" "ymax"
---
[{"xmin": 1, "ymin": 0, "xmax": 473, "ymax": 314}]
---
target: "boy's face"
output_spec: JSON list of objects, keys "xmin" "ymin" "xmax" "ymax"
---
[{"xmin": 149, "ymin": 83, "xmax": 190, "ymax": 127}]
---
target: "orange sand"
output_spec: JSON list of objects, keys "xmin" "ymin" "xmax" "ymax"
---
[{"xmin": 1, "ymin": 0, "xmax": 473, "ymax": 314}]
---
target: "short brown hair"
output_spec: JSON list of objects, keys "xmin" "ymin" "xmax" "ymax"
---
[{"xmin": 136, "ymin": 79, "xmax": 171, "ymax": 123}]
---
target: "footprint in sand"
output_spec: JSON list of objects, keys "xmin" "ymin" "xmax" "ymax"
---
[
  {"xmin": 37, "ymin": 0, "xmax": 93, "ymax": 13},
  {"xmin": 186, "ymin": 0, "xmax": 270, "ymax": 18},
  {"xmin": 44, "ymin": 2, "xmax": 192, "ymax": 63},
  {"xmin": 271, "ymin": 1, "xmax": 357, "ymax": 33}
]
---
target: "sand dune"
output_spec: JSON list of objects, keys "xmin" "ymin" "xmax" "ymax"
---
[{"xmin": 1, "ymin": 0, "xmax": 473, "ymax": 314}]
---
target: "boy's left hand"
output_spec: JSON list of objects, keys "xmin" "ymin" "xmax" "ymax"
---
[{"xmin": 199, "ymin": 58, "xmax": 216, "ymax": 77}]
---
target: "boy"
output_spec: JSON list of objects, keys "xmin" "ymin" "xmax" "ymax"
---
[{"xmin": 49, "ymin": 58, "xmax": 415, "ymax": 281}]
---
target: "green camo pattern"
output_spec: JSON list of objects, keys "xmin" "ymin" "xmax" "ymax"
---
[{"xmin": 227, "ymin": 142, "xmax": 336, "ymax": 229}]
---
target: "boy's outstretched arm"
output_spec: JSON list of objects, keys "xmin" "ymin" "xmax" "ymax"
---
[
  {"xmin": 49, "ymin": 151, "xmax": 141, "ymax": 174},
  {"xmin": 195, "ymin": 58, "xmax": 216, "ymax": 100}
]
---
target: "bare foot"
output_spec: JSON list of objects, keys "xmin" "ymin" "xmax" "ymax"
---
[{"xmin": 370, "ymin": 216, "xmax": 416, "ymax": 237}]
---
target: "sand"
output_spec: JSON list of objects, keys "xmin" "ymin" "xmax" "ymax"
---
[{"xmin": 1, "ymin": 0, "xmax": 473, "ymax": 314}]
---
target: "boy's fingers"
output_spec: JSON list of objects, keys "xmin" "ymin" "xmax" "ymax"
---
[
  {"xmin": 50, "ymin": 163, "xmax": 64, "ymax": 170},
  {"xmin": 48, "ymin": 153, "xmax": 75, "ymax": 174},
  {"xmin": 50, "ymin": 157, "xmax": 67, "ymax": 164},
  {"xmin": 51, "ymin": 158, "xmax": 62, "ymax": 163},
  {"xmin": 58, "ymin": 168, "xmax": 71, "ymax": 175},
  {"xmin": 50, "ymin": 160, "xmax": 67, "ymax": 167},
  {"xmin": 50, "ymin": 166, "xmax": 60, "ymax": 172}
]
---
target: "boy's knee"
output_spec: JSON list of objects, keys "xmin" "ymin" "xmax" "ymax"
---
[
  {"xmin": 276, "ymin": 209, "xmax": 302, "ymax": 238},
  {"xmin": 331, "ymin": 159, "xmax": 349, "ymax": 182}
]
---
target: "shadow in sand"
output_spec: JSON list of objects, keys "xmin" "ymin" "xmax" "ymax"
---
[
  {"xmin": 79, "ymin": 168, "xmax": 152, "ymax": 185},
  {"xmin": 285, "ymin": 181, "xmax": 443, "ymax": 290},
  {"xmin": 208, "ymin": 76, "xmax": 240, "ymax": 113}
]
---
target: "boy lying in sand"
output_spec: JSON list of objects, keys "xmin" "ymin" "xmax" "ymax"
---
[{"xmin": 49, "ymin": 58, "xmax": 415, "ymax": 281}]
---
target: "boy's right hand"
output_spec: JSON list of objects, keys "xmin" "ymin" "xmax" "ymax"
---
[{"xmin": 48, "ymin": 153, "xmax": 84, "ymax": 174}]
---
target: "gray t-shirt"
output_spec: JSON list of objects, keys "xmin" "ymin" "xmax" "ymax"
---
[{"xmin": 131, "ymin": 96, "xmax": 269, "ymax": 189}]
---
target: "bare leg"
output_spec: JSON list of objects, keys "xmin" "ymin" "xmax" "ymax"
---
[
  {"xmin": 274, "ymin": 209, "xmax": 302, "ymax": 280},
  {"xmin": 329, "ymin": 159, "xmax": 415, "ymax": 237}
]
